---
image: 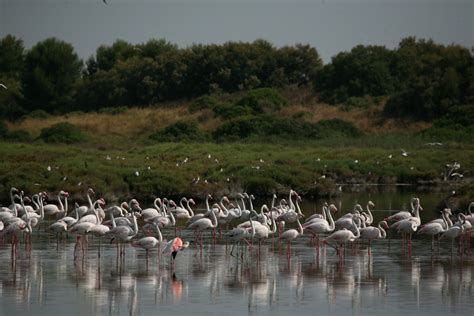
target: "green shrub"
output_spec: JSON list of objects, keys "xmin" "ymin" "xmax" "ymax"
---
[
  {"xmin": 212, "ymin": 104, "xmax": 253, "ymax": 119},
  {"xmin": 188, "ymin": 95, "xmax": 219, "ymax": 113},
  {"xmin": 235, "ymin": 88, "xmax": 288, "ymax": 113},
  {"xmin": 343, "ymin": 96, "xmax": 374, "ymax": 109},
  {"xmin": 39, "ymin": 122, "xmax": 86, "ymax": 143},
  {"xmin": 6, "ymin": 130, "xmax": 31, "ymax": 142},
  {"xmin": 213, "ymin": 115, "xmax": 362, "ymax": 142},
  {"xmin": 316, "ymin": 119, "xmax": 363, "ymax": 138},
  {"xmin": 150, "ymin": 121, "xmax": 206, "ymax": 142},
  {"xmin": 27, "ymin": 109, "xmax": 51, "ymax": 119},
  {"xmin": 98, "ymin": 106, "xmax": 128, "ymax": 115}
]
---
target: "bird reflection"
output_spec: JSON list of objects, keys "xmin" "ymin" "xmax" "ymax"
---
[{"xmin": 0, "ymin": 239, "xmax": 473, "ymax": 315}]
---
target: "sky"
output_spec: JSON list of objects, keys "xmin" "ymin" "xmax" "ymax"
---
[{"xmin": 0, "ymin": 0, "xmax": 472, "ymax": 63}]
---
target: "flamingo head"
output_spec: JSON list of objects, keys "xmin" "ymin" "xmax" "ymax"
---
[
  {"xmin": 380, "ymin": 221, "xmax": 389, "ymax": 229},
  {"xmin": 24, "ymin": 196, "xmax": 32, "ymax": 204},
  {"xmin": 98, "ymin": 198, "xmax": 106, "ymax": 207},
  {"xmin": 243, "ymin": 192, "xmax": 249, "ymax": 199},
  {"xmin": 88, "ymin": 188, "xmax": 95, "ymax": 195},
  {"xmin": 188, "ymin": 198, "xmax": 196, "ymax": 205},
  {"xmin": 223, "ymin": 196, "xmax": 230, "ymax": 204},
  {"xmin": 11, "ymin": 187, "xmax": 18, "ymax": 193},
  {"xmin": 261, "ymin": 204, "xmax": 269, "ymax": 213},
  {"xmin": 169, "ymin": 200, "xmax": 177, "ymax": 208},
  {"xmin": 329, "ymin": 204, "xmax": 338, "ymax": 213},
  {"xmin": 354, "ymin": 204, "xmax": 363, "ymax": 212},
  {"xmin": 250, "ymin": 194, "xmax": 255, "ymax": 200},
  {"xmin": 207, "ymin": 194, "xmax": 213, "ymax": 200},
  {"xmin": 237, "ymin": 193, "xmax": 245, "ymax": 199},
  {"xmin": 368, "ymin": 201, "xmax": 375, "ymax": 208}
]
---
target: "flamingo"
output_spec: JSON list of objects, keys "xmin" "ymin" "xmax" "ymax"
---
[
  {"xmin": 162, "ymin": 237, "xmax": 189, "ymax": 266},
  {"xmin": 43, "ymin": 191, "xmax": 68, "ymax": 218},
  {"xmin": 359, "ymin": 220, "xmax": 389, "ymax": 255},
  {"xmin": 303, "ymin": 203, "xmax": 336, "ymax": 249},
  {"xmin": 107, "ymin": 208, "xmax": 139, "ymax": 258},
  {"xmin": 279, "ymin": 212, "xmax": 304, "ymax": 259},
  {"xmin": 418, "ymin": 209, "xmax": 450, "ymax": 250},
  {"xmin": 227, "ymin": 209, "xmax": 259, "ymax": 257},
  {"xmin": 132, "ymin": 222, "xmax": 163, "ymax": 260},
  {"xmin": 323, "ymin": 216, "xmax": 360, "ymax": 260},
  {"xmin": 187, "ymin": 194, "xmax": 218, "ymax": 250},
  {"xmin": 440, "ymin": 221, "xmax": 464, "ymax": 255},
  {"xmin": 75, "ymin": 188, "xmax": 95, "ymax": 217},
  {"xmin": 385, "ymin": 197, "xmax": 418, "ymax": 222}
]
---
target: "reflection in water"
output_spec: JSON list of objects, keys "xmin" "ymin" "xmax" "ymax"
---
[{"xmin": 0, "ymin": 237, "xmax": 473, "ymax": 316}]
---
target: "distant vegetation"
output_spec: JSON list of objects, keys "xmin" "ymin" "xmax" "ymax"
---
[
  {"xmin": 1, "ymin": 35, "xmax": 472, "ymax": 124},
  {"xmin": 0, "ymin": 35, "xmax": 473, "ymax": 199},
  {"xmin": 39, "ymin": 122, "xmax": 86, "ymax": 144}
]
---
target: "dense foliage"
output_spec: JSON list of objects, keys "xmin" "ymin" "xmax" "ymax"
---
[
  {"xmin": 40, "ymin": 122, "xmax": 86, "ymax": 143},
  {"xmin": 0, "ymin": 34, "xmax": 472, "ymax": 132},
  {"xmin": 314, "ymin": 38, "xmax": 473, "ymax": 120}
]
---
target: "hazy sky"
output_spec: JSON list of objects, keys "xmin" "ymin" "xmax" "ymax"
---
[{"xmin": 1, "ymin": 0, "xmax": 472, "ymax": 63}]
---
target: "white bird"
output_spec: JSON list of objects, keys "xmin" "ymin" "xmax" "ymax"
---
[
  {"xmin": 359, "ymin": 220, "xmax": 388, "ymax": 253},
  {"xmin": 279, "ymin": 212, "xmax": 303, "ymax": 258}
]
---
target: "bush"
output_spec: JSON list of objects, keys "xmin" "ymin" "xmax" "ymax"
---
[
  {"xmin": 188, "ymin": 95, "xmax": 219, "ymax": 113},
  {"xmin": 98, "ymin": 106, "xmax": 128, "ymax": 115},
  {"xmin": 235, "ymin": 88, "xmax": 288, "ymax": 113},
  {"xmin": 27, "ymin": 109, "xmax": 51, "ymax": 119},
  {"xmin": 316, "ymin": 119, "xmax": 363, "ymax": 138},
  {"xmin": 150, "ymin": 121, "xmax": 206, "ymax": 142},
  {"xmin": 39, "ymin": 122, "xmax": 86, "ymax": 143},
  {"xmin": 212, "ymin": 115, "xmax": 362, "ymax": 142},
  {"xmin": 212, "ymin": 104, "xmax": 253, "ymax": 120},
  {"xmin": 6, "ymin": 130, "xmax": 31, "ymax": 142}
]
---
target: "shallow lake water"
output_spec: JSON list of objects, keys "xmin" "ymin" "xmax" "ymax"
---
[{"xmin": 1, "ymin": 190, "xmax": 473, "ymax": 316}]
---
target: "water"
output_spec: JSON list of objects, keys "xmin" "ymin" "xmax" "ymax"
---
[{"xmin": 1, "ymin": 191, "xmax": 473, "ymax": 316}]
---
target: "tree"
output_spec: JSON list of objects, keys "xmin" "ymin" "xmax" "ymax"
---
[
  {"xmin": 22, "ymin": 38, "xmax": 82, "ymax": 113},
  {"xmin": 314, "ymin": 45, "xmax": 395, "ymax": 103},
  {"xmin": 0, "ymin": 35, "xmax": 25, "ymax": 77},
  {"xmin": 0, "ymin": 35, "xmax": 25, "ymax": 119}
]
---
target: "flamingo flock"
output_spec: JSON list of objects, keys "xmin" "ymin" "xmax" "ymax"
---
[{"xmin": 1, "ymin": 187, "xmax": 473, "ymax": 265}]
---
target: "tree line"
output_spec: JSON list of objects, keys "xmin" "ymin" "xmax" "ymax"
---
[{"xmin": 0, "ymin": 35, "xmax": 472, "ymax": 121}]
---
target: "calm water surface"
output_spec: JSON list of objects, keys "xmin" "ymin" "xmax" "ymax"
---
[{"xmin": 1, "ymin": 191, "xmax": 473, "ymax": 316}]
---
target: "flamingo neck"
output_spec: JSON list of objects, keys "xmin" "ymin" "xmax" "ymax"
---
[
  {"xmin": 87, "ymin": 192, "xmax": 93, "ymax": 210},
  {"xmin": 326, "ymin": 206, "xmax": 335, "ymax": 231},
  {"xmin": 58, "ymin": 193, "xmax": 65, "ymax": 213},
  {"xmin": 353, "ymin": 218, "xmax": 360, "ymax": 238},
  {"xmin": 179, "ymin": 198, "xmax": 186, "ymax": 210},
  {"xmin": 378, "ymin": 222, "xmax": 387, "ymax": 238},
  {"xmin": 296, "ymin": 217, "xmax": 303, "ymax": 235},
  {"xmin": 155, "ymin": 223, "xmax": 163, "ymax": 243},
  {"xmin": 186, "ymin": 200, "xmax": 195, "ymax": 217},
  {"xmin": 270, "ymin": 214, "xmax": 277, "ymax": 234},
  {"xmin": 210, "ymin": 207, "xmax": 218, "ymax": 228},
  {"xmin": 366, "ymin": 203, "xmax": 374, "ymax": 224},
  {"xmin": 295, "ymin": 198, "xmax": 303, "ymax": 215},
  {"xmin": 39, "ymin": 196, "xmax": 44, "ymax": 220},
  {"xmin": 288, "ymin": 191, "xmax": 294, "ymax": 210},
  {"xmin": 220, "ymin": 199, "xmax": 230, "ymax": 217},
  {"xmin": 10, "ymin": 189, "xmax": 19, "ymax": 216}
]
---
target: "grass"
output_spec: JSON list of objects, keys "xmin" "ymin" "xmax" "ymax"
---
[
  {"xmin": 1, "ymin": 90, "xmax": 471, "ymax": 201},
  {"xmin": 0, "ymin": 140, "xmax": 472, "ymax": 201}
]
